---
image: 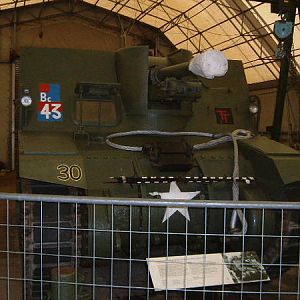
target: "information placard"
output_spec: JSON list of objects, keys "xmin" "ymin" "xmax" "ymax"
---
[{"xmin": 147, "ymin": 251, "xmax": 269, "ymax": 291}]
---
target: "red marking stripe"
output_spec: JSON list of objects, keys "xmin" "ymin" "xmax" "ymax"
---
[{"xmin": 40, "ymin": 83, "xmax": 50, "ymax": 92}]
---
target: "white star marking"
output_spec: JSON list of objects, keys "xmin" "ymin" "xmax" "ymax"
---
[{"xmin": 149, "ymin": 181, "xmax": 201, "ymax": 223}]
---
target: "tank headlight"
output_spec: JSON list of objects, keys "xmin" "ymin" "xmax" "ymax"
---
[{"xmin": 249, "ymin": 104, "xmax": 259, "ymax": 114}]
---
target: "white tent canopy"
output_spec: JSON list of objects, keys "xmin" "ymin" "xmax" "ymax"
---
[{"xmin": 0, "ymin": 0, "xmax": 299, "ymax": 83}]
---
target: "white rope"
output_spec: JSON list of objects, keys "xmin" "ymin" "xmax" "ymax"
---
[
  {"xmin": 106, "ymin": 130, "xmax": 223, "ymax": 152},
  {"xmin": 230, "ymin": 129, "xmax": 251, "ymax": 235},
  {"xmin": 105, "ymin": 129, "xmax": 252, "ymax": 234}
]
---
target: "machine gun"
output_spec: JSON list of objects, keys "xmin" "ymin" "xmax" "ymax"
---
[
  {"xmin": 148, "ymin": 62, "xmax": 202, "ymax": 108},
  {"xmin": 147, "ymin": 49, "xmax": 228, "ymax": 109}
]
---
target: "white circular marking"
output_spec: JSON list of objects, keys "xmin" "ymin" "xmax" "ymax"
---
[{"xmin": 21, "ymin": 95, "xmax": 32, "ymax": 107}]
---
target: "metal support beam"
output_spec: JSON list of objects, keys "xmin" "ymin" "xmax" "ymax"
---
[
  {"xmin": 224, "ymin": 0, "xmax": 279, "ymax": 81},
  {"xmin": 271, "ymin": 1, "xmax": 298, "ymax": 141}
]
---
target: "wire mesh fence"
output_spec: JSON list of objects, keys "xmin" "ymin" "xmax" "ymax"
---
[{"xmin": 0, "ymin": 192, "xmax": 300, "ymax": 300}]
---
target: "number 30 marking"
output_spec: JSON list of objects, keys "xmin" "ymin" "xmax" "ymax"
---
[{"xmin": 57, "ymin": 164, "xmax": 82, "ymax": 181}]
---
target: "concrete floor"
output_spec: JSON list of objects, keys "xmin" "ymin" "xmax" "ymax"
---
[{"xmin": 0, "ymin": 172, "xmax": 23, "ymax": 300}]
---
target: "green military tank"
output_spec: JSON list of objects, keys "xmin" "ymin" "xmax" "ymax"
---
[{"xmin": 18, "ymin": 46, "xmax": 300, "ymax": 299}]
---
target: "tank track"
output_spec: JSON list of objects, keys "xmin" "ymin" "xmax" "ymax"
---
[{"xmin": 20, "ymin": 179, "xmax": 82, "ymax": 300}]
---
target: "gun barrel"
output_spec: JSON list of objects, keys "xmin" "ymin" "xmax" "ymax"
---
[{"xmin": 152, "ymin": 62, "xmax": 192, "ymax": 83}]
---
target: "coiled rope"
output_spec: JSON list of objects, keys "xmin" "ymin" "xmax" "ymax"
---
[{"xmin": 106, "ymin": 129, "xmax": 252, "ymax": 234}]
